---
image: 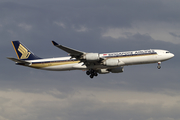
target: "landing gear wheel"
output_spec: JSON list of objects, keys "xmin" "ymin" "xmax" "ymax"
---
[
  {"xmin": 86, "ymin": 69, "xmax": 98, "ymax": 78},
  {"xmin": 86, "ymin": 71, "xmax": 90, "ymax": 75},
  {"xmin": 157, "ymin": 65, "xmax": 161, "ymax": 69},
  {"xmin": 94, "ymin": 73, "xmax": 98, "ymax": 76},
  {"xmin": 157, "ymin": 62, "xmax": 161, "ymax": 69},
  {"xmin": 90, "ymin": 74, "xmax": 94, "ymax": 79}
]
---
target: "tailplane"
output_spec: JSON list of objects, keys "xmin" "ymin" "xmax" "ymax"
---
[{"xmin": 11, "ymin": 41, "xmax": 41, "ymax": 60}]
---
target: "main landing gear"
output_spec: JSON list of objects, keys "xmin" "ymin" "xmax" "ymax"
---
[
  {"xmin": 157, "ymin": 62, "xmax": 161, "ymax": 69},
  {"xmin": 86, "ymin": 69, "xmax": 98, "ymax": 79}
]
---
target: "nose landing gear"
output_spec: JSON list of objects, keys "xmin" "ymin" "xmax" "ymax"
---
[
  {"xmin": 157, "ymin": 62, "xmax": 161, "ymax": 69},
  {"xmin": 86, "ymin": 69, "xmax": 98, "ymax": 78}
]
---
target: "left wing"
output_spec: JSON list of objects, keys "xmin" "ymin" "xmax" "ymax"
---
[
  {"xmin": 52, "ymin": 41, "xmax": 85, "ymax": 59},
  {"xmin": 52, "ymin": 41, "xmax": 104, "ymax": 64}
]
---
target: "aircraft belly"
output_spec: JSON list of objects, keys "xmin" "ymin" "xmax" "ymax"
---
[
  {"xmin": 72, "ymin": 63, "xmax": 87, "ymax": 69},
  {"xmin": 41, "ymin": 64, "xmax": 76, "ymax": 71},
  {"xmin": 155, "ymin": 54, "xmax": 173, "ymax": 62}
]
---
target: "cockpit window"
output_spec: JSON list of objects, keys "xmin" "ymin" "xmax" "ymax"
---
[{"xmin": 166, "ymin": 52, "xmax": 170, "ymax": 53}]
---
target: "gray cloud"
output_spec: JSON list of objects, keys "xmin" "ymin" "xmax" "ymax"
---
[{"xmin": 169, "ymin": 32, "xmax": 180, "ymax": 38}]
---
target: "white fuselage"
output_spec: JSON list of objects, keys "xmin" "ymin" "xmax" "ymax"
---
[{"xmin": 26, "ymin": 49, "xmax": 174, "ymax": 71}]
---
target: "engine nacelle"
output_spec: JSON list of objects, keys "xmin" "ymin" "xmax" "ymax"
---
[
  {"xmin": 104, "ymin": 59, "xmax": 124, "ymax": 66},
  {"xmin": 83, "ymin": 53, "xmax": 100, "ymax": 61},
  {"xmin": 108, "ymin": 67, "xmax": 124, "ymax": 73},
  {"xmin": 98, "ymin": 69, "xmax": 110, "ymax": 74}
]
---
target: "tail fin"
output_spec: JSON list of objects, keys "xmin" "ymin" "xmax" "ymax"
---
[{"xmin": 11, "ymin": 41, "xmax": 41, "ymax": 60}]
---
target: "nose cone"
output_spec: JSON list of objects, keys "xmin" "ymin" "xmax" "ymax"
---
[{"xmin": 170, "ymin": 53, "xmax": 174, "ymax": 58}]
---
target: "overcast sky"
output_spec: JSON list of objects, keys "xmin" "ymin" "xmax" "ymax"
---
[{"xmin": 1, "ymin": 0, "xmax": 180, "ymax": 120}]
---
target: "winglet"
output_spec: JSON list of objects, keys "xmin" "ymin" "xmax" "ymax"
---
[{"xmin": 52, "ymin": 41, "xmax": 59, "ymax": 46}]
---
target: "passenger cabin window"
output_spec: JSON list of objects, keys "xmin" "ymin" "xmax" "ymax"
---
[{"xmin": 166, "ymin": 52, "xmax": 170, "ymax": 53}]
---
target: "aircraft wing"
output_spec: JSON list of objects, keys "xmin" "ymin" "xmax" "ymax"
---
[
  {"xmin": 7, "ymin": 57, "xmax": 31, "ymax": 65},
  {"xmin": 52, "ymin": 41, "xmax": 85, "ymax": 59},
  {"xmin": 52, "ymin": 41, "xmax": 105, "ymax": 66}
]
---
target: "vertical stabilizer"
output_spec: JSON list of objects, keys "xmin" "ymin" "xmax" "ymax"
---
[{"xmin": 11, "ymin": 41, "xmax": 41, "ymax": 60}]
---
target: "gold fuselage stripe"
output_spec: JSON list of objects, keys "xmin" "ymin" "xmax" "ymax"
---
[{"xmin": 30, "ymin": 60, "xmax": 80, "ymax": 68}]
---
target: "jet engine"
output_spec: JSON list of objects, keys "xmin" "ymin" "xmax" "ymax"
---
[
  {"xmin": 108, "ymin": 67, "xmax": 124, "ymax": 73},
  {"xmin": 98, "ymin": 69, "xmax": 110, "ymax": 74},
  {"xmin": 104, "ymin": 59, "xmax": 124, "ymax": 66},
  {"xmin": 83, "ymin": 53, "xmax": 100, "ymax": 61}
]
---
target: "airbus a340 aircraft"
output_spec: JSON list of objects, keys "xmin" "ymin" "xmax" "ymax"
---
[{"xmin": 7, "ymin": 41, "xmax": 174, "ymax": 78}]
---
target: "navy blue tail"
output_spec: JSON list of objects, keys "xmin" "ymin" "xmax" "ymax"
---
[{"xmin": 11, "ymin": 41, "xmax": 41, "ymax": 60}]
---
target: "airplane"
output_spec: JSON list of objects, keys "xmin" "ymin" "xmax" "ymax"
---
[{"xmin": 7, "ymin": 41, "xmax": 174, "ymax": 78}]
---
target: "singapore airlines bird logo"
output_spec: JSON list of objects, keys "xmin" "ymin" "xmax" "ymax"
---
[{"xmin": 18, "ymin": 44, "xmax": 31, "ymax": 59}]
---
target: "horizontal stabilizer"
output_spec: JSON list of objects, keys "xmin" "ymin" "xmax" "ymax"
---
[{"xmin": 7, "ymin": 57, "xmax": 31, "ymax": 65}]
